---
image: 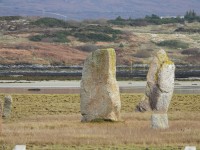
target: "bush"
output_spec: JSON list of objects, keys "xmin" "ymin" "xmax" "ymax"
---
[
  {"xmin": 156, "ymin": 40, "xmax": 189, "ymax": 49},
  {"xmin": 76, "ymin": 44, "xmax": 98, "ymax": 52},
  {"xmin": 29, "ymin": 31, "xmax": 70, "ymax": 43},
  {"xmin": 31, "ymin": 17, "xmax": 67, "ymax": 28},
  {"xmin": 29, "ymin": 35, "xmax": 46, "ymax": 42},
  {"xmin": 74, "ymin": 32, "xmax": 114, "ymax": 42},
  {"xmin": 175, "ymin": 28, "xmax": 200, "ymax": 33}
]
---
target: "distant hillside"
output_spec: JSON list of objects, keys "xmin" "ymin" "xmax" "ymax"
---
[{"xmin": 0, "ymin": 0, "xmax": 200, "ymax": 20}]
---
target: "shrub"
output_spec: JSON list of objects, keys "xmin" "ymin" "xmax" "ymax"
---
[
  {"xmin": 156, "ymin": 40, "xmax": 189, "ymax": 49},
  {"xmin": 175, "ymin": 28, "xmax": 200, "ymax": 33},
  {"xmin": 74, "ymin": 33, "xmax": 114, "ymax": 42},
  {"xmin": 119, "ymin": 43, "xmax": 124, "ymax": 48},
  {"xmin": 29, "ymin": 35, "xmax": 46, "ymax": 42},
  {"xmin": 29, "ymin": 31, "xmax": 70, "ymax": 43},
  {"xmin": 31, "ymin": 17, "xmax": 67, "ymax": 28}
]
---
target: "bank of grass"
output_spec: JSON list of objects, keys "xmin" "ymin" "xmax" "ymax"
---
[{"xmin": 1, "ymin": 94, "xmax": 200, "ymax": 149}]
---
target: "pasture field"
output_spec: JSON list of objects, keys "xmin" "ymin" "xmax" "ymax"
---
[{"xmin": 0, "ymin": 94, "xmax": 200, "ymax": 150}]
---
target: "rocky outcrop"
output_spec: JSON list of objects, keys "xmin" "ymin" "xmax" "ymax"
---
[
  {"xmin": 80, "ymin": 48, "xmax": 121, "ymax": 122},
  {"xmin": 3, "ymin": 95, "xmax": 12, "ymax": 118}
]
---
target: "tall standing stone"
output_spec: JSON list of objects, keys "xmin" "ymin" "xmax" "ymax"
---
[
  {"xmin": 80, "ymin": 48, "xmax": 121, "ymax": 122},
  {"xmin": 135, "ymin": 49, "xmax": 175, "ymax": 129},
  {"xmin": 3, "ymin": 95, "xmax": 13, "ymax": 118}
]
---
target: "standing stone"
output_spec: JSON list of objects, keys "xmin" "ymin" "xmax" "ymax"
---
[
  {"xmin": 3, "ymin": 95, "xmax": 12, "ymax": 118},
  {"xmin": 80, "ymin": 48, "xmax": 121, "ymax": 122},
  {"xmin": 136, "ymin": 49, "xmax": 175, "ymax": 112},
  {"xmin": 135, "ymin": 49, "xmax": 175, "ymax": 129},
  {"xmin": 151, "ymin": 113, "xmax": 169, "ymax": 129}
]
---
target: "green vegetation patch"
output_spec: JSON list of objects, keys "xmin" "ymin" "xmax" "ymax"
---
[
  {"xmin": 74, "ymin": 32, "xmax": 115, "ymax": 42},
  {"xmin": 29, "ymin": 22, "xmax": 122, "ymax": 43},
  {"xmin": 0, "ymin": 16, "xmax": 22, "ymax": 21},
  {"xmin": 31, "ymin": 17, "xmax": 68, "ymax": 28},
  {"xmin": 108, "ymin": 15, "xmax": 184, "ymax": 26},
  {"xmin": 29, "ymin": 31, "xmax": 70, "ymax": 43},
  {"xmin": 156, "ymin": 40, "xmax": 189, "ymax": 49},
  {"xmin": 73, "ymin": 25, "xmax": 122, "ymax": 42}
]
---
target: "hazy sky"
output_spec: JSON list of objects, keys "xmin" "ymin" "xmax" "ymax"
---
[{"xmin": 0, "ymin": 0, "xmax": 200, "ymax": 20}]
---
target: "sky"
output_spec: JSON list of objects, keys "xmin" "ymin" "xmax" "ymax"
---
[{"xmin": 0, "ymin": 0, "xmax": 200, "ymax": 20}]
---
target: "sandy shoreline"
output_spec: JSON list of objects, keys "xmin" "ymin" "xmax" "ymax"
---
[{"xmin": 0, "ymin": 80, "xmax": 199, "ymax": 94}]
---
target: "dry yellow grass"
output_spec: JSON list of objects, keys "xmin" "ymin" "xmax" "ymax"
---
[
  {"xmin": 1, "ymin": 113, "xmax": 200, "ymax": 150},
  {"xmin": 0, "ymin": 94, "xmax": 200, "ymax": 149},
  {"xmin": 0, "ymin": 94, "xmax": 199, "ymax": 121}
]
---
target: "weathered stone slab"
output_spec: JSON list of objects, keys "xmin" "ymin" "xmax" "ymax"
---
[
  {"xmin": 136, "ymin": 49, "xmax": 175, "ymax": 113},
  {"xmin": 135, "ymin": 96, "xmax": 151, "ymax": 112},
  {"xmin": 13, "ymin": 145, "xmax": 26, "ymax": 150},
  {"xmin": 3, "ymin": 95, "xmax": 12, "ymax": 118},
  {"xmin": 151, "ymin": 113, "xmax": 169, "ymax": 129},
  {"xmin": 80, "ymin": 48, "xmax": 121, "ymax": 122}
]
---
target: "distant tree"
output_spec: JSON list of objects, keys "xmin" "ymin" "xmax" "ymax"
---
[
  {"xmin": 116, "ymin": 16, "xmax": 124, "ymax": 21},
  {"xmin": 184, "ymin": 10, "xmax": 198, "ymax": 22}
]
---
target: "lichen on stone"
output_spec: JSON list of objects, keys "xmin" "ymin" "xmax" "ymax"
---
[{"xmin": 81, "ymin": 48, "xmax": 121, "ymax": 122}]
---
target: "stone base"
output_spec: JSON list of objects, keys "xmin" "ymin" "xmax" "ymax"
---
[{"xmin": 151, "ymin": 113, "xmax": 169, "ymax": 129}]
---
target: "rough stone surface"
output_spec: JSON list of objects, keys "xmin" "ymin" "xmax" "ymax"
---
[
  {"xmin": 151, "ymin": 113, "xmax": 169, "ymax": 129},
  {"xmin": 184, "ymin": 146, "xmax": 196, "ymax": 150},
  {"xmin": 80, "ymin": 48, "xmax": 121, "ymax": 122},
  {"xmin": 135, "ymin": 96, "xmax": 151, "ymax": 112},
  {"xmin": 13, "ymin": 145, "xmax": 26, "ymax": 150},
  {"xmin": 3, "ymin": 95, "xmax": 12, "ymax": 118},
  {"xmin": 136, "ymin": 49, "xmax": 175, "ymax": 113}
]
